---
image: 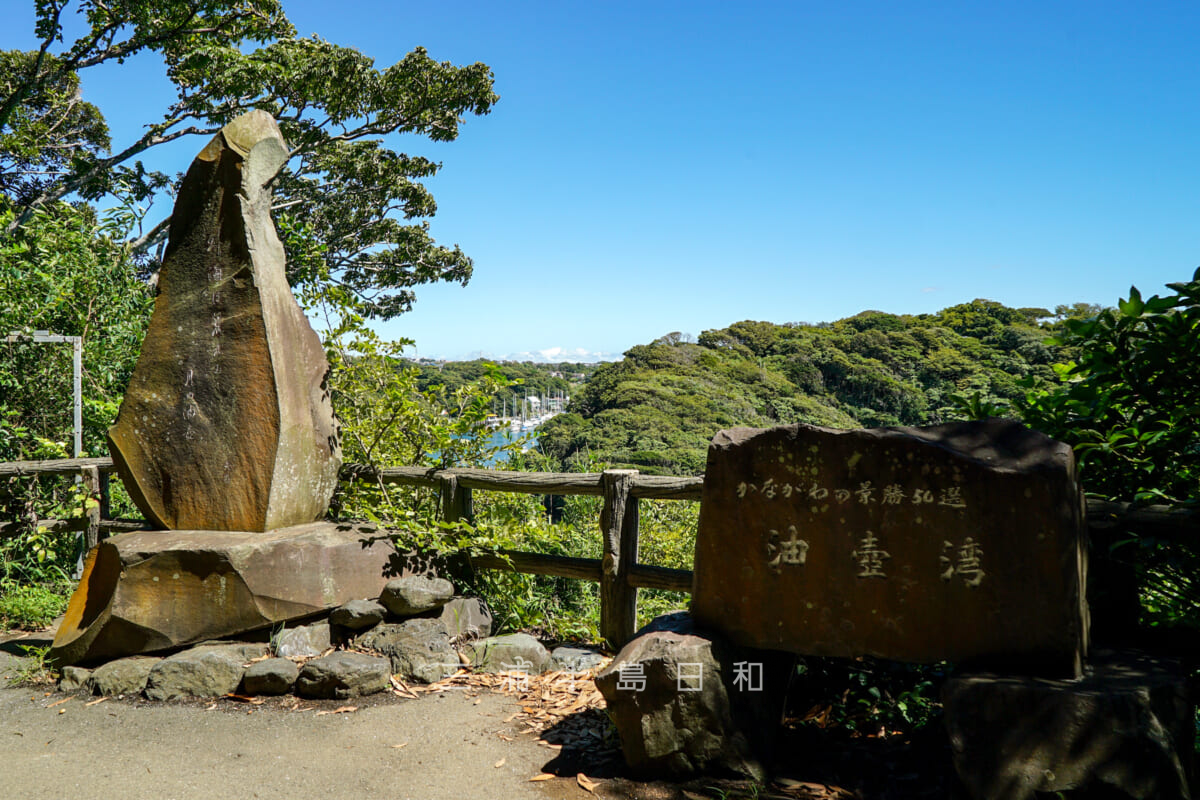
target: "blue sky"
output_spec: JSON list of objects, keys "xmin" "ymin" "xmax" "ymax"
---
[{"xmin": 5, "ymin": 1, "xmax": 1200, "ymax": 361}]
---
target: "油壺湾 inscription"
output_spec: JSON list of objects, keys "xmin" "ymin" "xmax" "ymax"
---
[
  {"xmin": 692, "ymin": 420, "xmax": 1088, "ymax": 676},
  {"xmin": 766, "ymin": 526, "xmax": 809, "ymax": 567},
  {"xmin": 852, "ymin": 531, "xmax": 890, "ymax": 578},
  {"xmin": 941, "ymin": 537, "xmax": 985, "ymax": 587}
]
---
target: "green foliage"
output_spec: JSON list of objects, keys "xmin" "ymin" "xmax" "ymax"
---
[
  {"xmin": 0, "ymin": 201, "xmax": 152, "ymax": 462},
  {"xmin": 2, "ymin": 0, "xmax": 498, "ymax": 319},
  {"xmin": 306, "ymin": 278, "xmax": 599, "ymax": 637},
  {"xmin": 791, "ymin": 657, "xmax": 943, "ymax": 736},
  {"xmin": 0, "ymin": 583, "xmax": 67, "ymax": 630},
  {"xmin": 1018, "ymin": 270, "xmax": 1200, "ymax": 506},
  {"xmin": 3, "ymin": 643, "xmax": 56, "ymax": 685},
  {"xmin": 551, "ymin": 305, "xmax": 1061, "ymax": 475},
  {"xmin": 1, "ymin": 1, "xmax": 288, "ymax": 219},
  {"xmin": 634, "ymin": 499, "xmax": 699, "ymax": 627},
  {"xmin": 0, "ymin": 199, "xmax": 149, "ymax": 577},
  {"xmin": 413, "ymin": 358, "xmax": 595, "ymax": 414},
  {"xmin": 1017, "ymin": 270, "xmax": 1200, "ymax": 633}
]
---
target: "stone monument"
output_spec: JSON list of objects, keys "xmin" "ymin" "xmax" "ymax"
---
[
  {"xmin": 690, "ymin": 418, "xmax": 1089, "ymax": 677},
  {"xmin": 51, "ymin": 111, "xmax": 395, "ymax": 666},
  {"xmin": 107, "ymin": 109, "xmax": 341, "ymax": 532}
]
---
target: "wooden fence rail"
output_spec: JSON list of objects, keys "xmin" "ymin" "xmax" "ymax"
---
[{"xmin": 3, "ymin": 457, "xmax": 1198, "ymax": 647}]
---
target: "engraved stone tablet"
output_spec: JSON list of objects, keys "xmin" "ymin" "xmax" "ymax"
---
[
  {"xmin": 107, "ymin": 110, "xmax": 341, "ymax": 531},
  {"xmin": 691, "ymin": 419, "xmax": 1088, "ymax": 677}
]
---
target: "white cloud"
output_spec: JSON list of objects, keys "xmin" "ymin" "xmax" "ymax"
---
[{"xmin": 500, "ymin": 346, "xmax": 619, "ymax": 364}]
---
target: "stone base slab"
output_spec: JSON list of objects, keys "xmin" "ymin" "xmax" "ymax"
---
[
  {"xmin": 51, "ymin": 522, "xmax": 398, "ymax": 665},
  {"xmin": 944, "ymin": 649, "xmax": 1194, "ymax": 800}
]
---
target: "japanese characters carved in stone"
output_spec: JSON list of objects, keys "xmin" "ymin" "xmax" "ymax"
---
[
  {"xmin": 107, "ymin": 110, "xmax": 341, "ymax": 531},
  {"xmin": 691, "ymin": 419, "xmax": 1089, "ymax": 677}
]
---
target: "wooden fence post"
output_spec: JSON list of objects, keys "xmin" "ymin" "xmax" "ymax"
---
[
  {"xmin": 98, "ymin": 469, "xmax": 110, "ymax": 525},
  {"xmin": 440, "ymin": 473, "xmax": 474, "ymax": 525},
  {"xmin": 600, "ymin": 468, "xmax": 639, "ymax": 649},
  {"xmin": 80, "ymin": 466, "xmax": 101, "ymax": 553}
]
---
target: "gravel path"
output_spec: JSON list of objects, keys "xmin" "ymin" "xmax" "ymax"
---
[{"xmin": 0, "ymin": 632, "xmax": 598, "ymax": 800}]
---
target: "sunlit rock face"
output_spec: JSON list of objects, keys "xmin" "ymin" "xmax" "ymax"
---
[
  {"xmin": 107, "ymin": 110, "xmax": 341, "ymax": 532},
  {"xmin": 49, "ymin": 523, "xmax": 396, "ymax": 666}
]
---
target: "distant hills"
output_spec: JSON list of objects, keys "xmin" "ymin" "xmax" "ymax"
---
[{"xmin": 536, "ymin": 300, "xmax": 1096, "ymax": 475}]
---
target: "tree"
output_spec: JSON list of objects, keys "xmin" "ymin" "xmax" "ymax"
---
[
  {"xmin": 1, "ymin": 1, "xmax": 289, "ymax": 223},
  {"xmin": 1, "ymin": 0, "xmax": 498, "ymax": 318},
  {"xmin": 1018, "ymin": 270, "xmax": 1200, "ymax": 506},
  {"xmin": 0, "ymin": 200, "xmax": 152, "ymax": 462}
]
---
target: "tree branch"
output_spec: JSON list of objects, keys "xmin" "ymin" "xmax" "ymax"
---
[{"xmin": 128, "ymin": 215, "xmax": 173, "ymax": 254}]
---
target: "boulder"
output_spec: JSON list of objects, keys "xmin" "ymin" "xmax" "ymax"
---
[
  {"xmin": 145, "ymin": 643, "xmax": 267, "ymax": 700},
  {"xmin": 551, "ymin": 646, "xmax": 604, "ymax": 673},
  {"xmin": 50, "ymin": 522, "xmax": 397, "ymax": 665},
  {"xmin": 107, "ymin": 109, "xmax": 340, "ymax": 532},
  {"xmin": 90, "ymin": 656, "xmax": 161, "ymax": 697},
  {"xmin": 944, "ymin": 649, "xmax": 1194, "ymax": 800},
  {"xmin": 273, "ymin": 621, "xmax": 331, "ymax": 659},
  {"xmin": 356, "ymin": 619, "xmax": 458, "ymax": 684},
  {"xmin": 596, "ymin": 612, "xmax": 792, "ymax": 781},
  {"xmin": 58, "ymin": 666, "xmax": 92, "ymax": 693},
  {"xmin": 464, "ymin": 633, "xmax": 551, "ymax": 675},
  {"xmin": 432, "ymin": 596, "xmax": 493, "ymax": 641},
  {"xmin": 329, "ymin": 599, "xmax": 386, "ymax": 632},
  {"xmin": 691, "ymin": 419, "xmax": 1089, "ymax": 677},
  {"xmin": 295, "ymin": 652, "xmax": 391, "ymax": 699},
  {"xmin": 242, "ymin": 657, "xmax": 299, "ymax": 695},
  {"xmin": 379, "ymin": 576, "xmax": 454, "ymax": 617}
]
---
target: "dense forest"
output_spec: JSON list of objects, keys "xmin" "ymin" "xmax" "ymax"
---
[
  {"xmin": 411, "ymin": 359, "xmax": 601, "ymax": 412},
  {"xmin": 539, "ymin": 300, "xmax": 1100, "ymax": 475}
]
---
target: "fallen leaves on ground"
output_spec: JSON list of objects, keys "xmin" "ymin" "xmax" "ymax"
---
[
  {"xmin": 314, "ymin": 705, "xmax": 357, "ymax": 716},
  {"xmin": 413, "ymin": 659, "xmax": 622, "ymax": 779},
  {"xmin": 389, "ymin": 675, "xmax": 419, "ymax": 699},
  {"xmin": 772, "ymin": 780, "xmax": 858, "ymax": 799}
]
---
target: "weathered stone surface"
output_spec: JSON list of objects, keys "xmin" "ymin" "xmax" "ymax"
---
[
  {"xmin": 272, "ymin": 621, "xmax": 330, "ymax": 659},
  {"xmin": 58, "ymin": 666, "xmax": 91, "ymax": 693},
  {"xmin": 329, "ymin": 599, "xmax": 386, "ymax": 632},
  {"xmin": 107, "ymin": 109, "xmax": 340, "ymax": 532},
  {"xmin": 90, "ymin": 656, "xmax": 161, "ymax": 696},
  {"xmin": 145, "ymin": 643, "xmax": 267, "ymax": 700},
  {"xmin": 50, "ymin": 522, "xmax": 396, "ymax": 666},
  {"xmin": 692, "ymin": 419, "xmax": 1089, "ymax": 676},
  {"xmin": 295, "ymin": 652, "xmax": 391, "ymax": 699},
  {"xmin": 432, "ymin": 596, "xmax": 493, "ymax": 641},
  {"xmin": 596, "ymin": 613, "xmax": 791, "ymax": 780},
  {"xmin": 551, "ymin": 646, "xmax": 604, "ymax": 673},
  {"xmin": 242, "ymin": 657, "xmax": 299, "ymax": 695},
  {"xmin": 356, "ymin": 618, "xmax": 458, "ymax": 684},
  {"xmin": 464, "ymin": 633, "xmax": 551, "ymax": 675},
  {"xmin": 944, "ymin": 649, "xmax": 1194, "ymax": 800},
  {"xmin": 379, "ymin": 576, "xmax": 454, "ymax": 617}
]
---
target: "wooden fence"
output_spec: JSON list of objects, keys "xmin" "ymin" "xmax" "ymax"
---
[{"xmin": 2, "ymin": 456, "xmax": 1198, "ymax": 647}]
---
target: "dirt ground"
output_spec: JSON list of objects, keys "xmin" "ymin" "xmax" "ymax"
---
[{"xmin": 1, "ymin": 628, "xmax": 950, "ymax": 800}]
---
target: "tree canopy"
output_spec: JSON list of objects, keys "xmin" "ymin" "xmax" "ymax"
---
[
  {"xmin": 540, "ymin": 300, "xmax": 1068, "ymax": 475},
  {"xmin": 1, "ymin": 0, "xmax": 498, "ymax": 318}
]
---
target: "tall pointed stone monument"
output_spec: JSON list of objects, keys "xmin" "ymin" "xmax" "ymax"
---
[
  {"xmin": 51, "ymin": 112, "xmax": 398, "ymax": 666},
  {"xmin": 107, "ymin": 109, "xmax": 341, "ymax": 531}
]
